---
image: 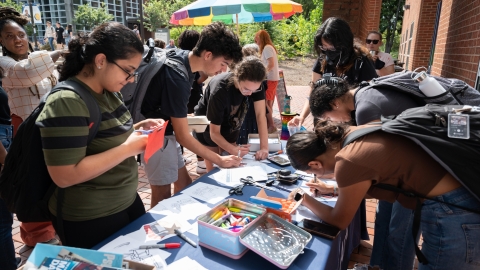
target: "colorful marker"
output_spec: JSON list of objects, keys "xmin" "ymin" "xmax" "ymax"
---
[{"xmin": 138, "ymin": 243, "xmax": 181, "ymax": 249}]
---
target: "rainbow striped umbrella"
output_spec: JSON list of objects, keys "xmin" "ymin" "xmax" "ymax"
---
[{"xmin": 170, "ymin": 0, "xmax": 303, "ymax": 26}]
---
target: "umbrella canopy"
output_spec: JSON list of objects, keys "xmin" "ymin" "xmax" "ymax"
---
[{"xmin": 170, "ymin": 0, "xmax": 303, "ymax": 26}]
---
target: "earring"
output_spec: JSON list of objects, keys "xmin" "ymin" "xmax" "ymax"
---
[
  {"xmin": 336, "ymin": 106, "xmax": 338, "ymax": 109},
  {"xmin": 97, "ymin": 66, "xmax": 101, "ymax": 69}
]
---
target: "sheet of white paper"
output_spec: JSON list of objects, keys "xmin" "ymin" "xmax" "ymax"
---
[
  {"xmin": 209, "ymin": 165, "xmax": 269, "ymax": 187},
  {"xmin": 167, "ymin": 256, "xmax": 207, "ymax": 270},
  {"xmin": 149, "ymin": 194, "xmax": 211, "ymax": 220},
  {"xmin": 180, "ymin": 182, "xmax": 230, "ymax": 204},
  {"xmin": 187, "ymin": 222, "xmax": 199, "ymax": 236},
  {"xmin": 99, "ymin": 235, "xmax": 170, "ymax": 268},
  {"xmin": 240, "ymin": 160, "xmax": 277, "ymax": 173},
  {"xmin": 243, "ymin": 153, "xmax": 272, "ymax": 164},
  {"xmin": 142, "ymin": 214, "xmax": 193, "ymax": 242}
]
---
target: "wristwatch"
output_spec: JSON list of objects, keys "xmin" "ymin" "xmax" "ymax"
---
[{"xmin": 294, "ymin": 189, "xmax": 305, "ymax": 202}]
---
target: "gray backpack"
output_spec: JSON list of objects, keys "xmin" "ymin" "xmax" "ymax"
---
[
  {"xmin": 120, "ymin": 39, "xmax": 188, "ymax": 123},
  {"xmin": 356, "ymin": 71, "xmax": 480, "ymax": 106}
]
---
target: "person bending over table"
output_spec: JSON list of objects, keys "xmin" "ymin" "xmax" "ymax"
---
[
  {"xmin": 193, "ymin": 56, "xmax": 269, "ymax": 172},
  {"xmin": 286, "ymin": 120, "xmax": 480, "ymax": 270},
  {"xmin": 37, "ymin": 22, "xmax": 164, "ymax": 249}
]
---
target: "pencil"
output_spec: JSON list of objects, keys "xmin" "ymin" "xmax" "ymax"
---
[{"xmin": 314, "ymin": 174, "xmax": 318, "ymax": 197}]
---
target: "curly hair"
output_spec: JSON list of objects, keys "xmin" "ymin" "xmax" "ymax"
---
[
  {"xmin": 313, "ymin": 17, "xmax": 371, "ymax": 78},
  {"xmin": 309, "ymin": 80, "xmax": 351, "ymax": 118},
  {"xmin": 231, "ymin": 56, "xmax": 266, "ymax": 85},
  {"xmin": 192, "ymin": 22, "xmax": 243, "ymax": 64},
  {"xmin": 57, "ymin": 22, "xmax": 143, "ymax": 81},
  {"xmin": 0, "ymin": 7, "xmax": 33, "ymax": 56},
  {"xmin": 286, "ymin": 120, "xmax": 349, "ymax": 171},
  {"xmin": 177, "ymin": 29, "xmax": 200, "ymax": 51}
]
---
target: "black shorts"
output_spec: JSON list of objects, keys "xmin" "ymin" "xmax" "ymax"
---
[{"xmin": 57, "ymin": 38, "xmax": 64, "ymax": 44}]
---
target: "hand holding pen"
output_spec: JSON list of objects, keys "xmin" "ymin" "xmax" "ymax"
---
[{"xmin": 233, "ymin": 144, "xmax": 250, "ymax": 158}]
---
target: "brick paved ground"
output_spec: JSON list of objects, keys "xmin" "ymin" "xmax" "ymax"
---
[{"xmin": 12, "ymin": 84, "xmax": 413, "ymax": 269}]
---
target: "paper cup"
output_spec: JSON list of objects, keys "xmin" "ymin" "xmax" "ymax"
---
[{"xmin": 288, "ymin": 125, "xmax": 298, "ymax": 136}]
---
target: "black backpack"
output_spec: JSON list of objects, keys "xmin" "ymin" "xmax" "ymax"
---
[
  {"xmin": 120, "ymin": 38, "xmax": 188, "ymax": 124},
  {"xmin": 356, "ymin": 71, "xmax": 480, "ymax": 106},
  {"xmin": 342, "ymin": 103, "xmax": 480, "ymax": 265},
  {"xmin": 0, "ymin": 80, "xmax": 101, "ymax": 222}
]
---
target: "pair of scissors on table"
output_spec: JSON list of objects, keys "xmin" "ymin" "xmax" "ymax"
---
[{"xmin": 229, "ymin": 176, "xmax": 277, "ymax": 196}]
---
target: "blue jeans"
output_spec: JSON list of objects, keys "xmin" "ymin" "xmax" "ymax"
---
[
  {"xmin": 370, "ymin": 200, "xmax": 416, "ymax": 270},
  {"xmin": 65, "ymin": 37, "xmax": 70, "ymax": 47},
  {"xmin": 419, "ymin": 187, "xmax": 480, "ymax": 270},
  {"xmin": 0, "ymin": 125, "xmax": 15, "ymax": 270},
  {"xmin": 48, "ymin": 37, "xmax": 54, "ymax": 51}
]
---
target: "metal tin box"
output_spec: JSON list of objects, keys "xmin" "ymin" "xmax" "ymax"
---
[{"xmin": 197, "ymin": 199, "xmax": 266, "ymax": 259}]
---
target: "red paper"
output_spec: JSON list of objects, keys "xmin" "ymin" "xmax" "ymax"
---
[{"xmin": 144, "ymin": 120, "xmax": 168, "ymax": 164}]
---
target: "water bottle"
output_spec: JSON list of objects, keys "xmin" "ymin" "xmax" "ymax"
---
[
  {"xmin": 413, "ymin": 71, "xmax": 446, "ymax": 97},
  {"xmin": 284, "ymin": 95, "xmax": 292, "ymax": 114}
]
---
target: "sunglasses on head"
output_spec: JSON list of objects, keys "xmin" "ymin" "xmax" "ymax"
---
[{"xmin": 366, "ymin": 39, "xmax": 379, "ymax": 44}]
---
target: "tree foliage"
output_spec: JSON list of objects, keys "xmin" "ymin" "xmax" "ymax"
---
[
  {"xmin": 379, "ymin": 0, "xmax": 404, "ymax": 53},
  {"xmin": 74, "ymin": 3, "xmax": 114, "ymax": 30},
  {"xmin": 143, "ymin": 0, "xmax": 192, "ymax": 31},
  {"xmin": 0, "ymin": 0, "xmax": 22, "ymax": 12}
]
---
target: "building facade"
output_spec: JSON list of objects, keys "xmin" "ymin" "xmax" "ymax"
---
[
  {"xmin": 11, "ymin": 0, "xmax": 141, "ymax": 39},
  {"xmin": 399, "ymin": 0, "xmax": 480, "ymax": 89}
]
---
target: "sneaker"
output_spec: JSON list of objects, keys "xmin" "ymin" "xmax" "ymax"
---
[
  {"xmin": 184, "ymin": 157, "xmax": 192, "ymax": 164},
  {"xmin": 196, "ymin": 160, "xmax": 207, "ymax": 174}
]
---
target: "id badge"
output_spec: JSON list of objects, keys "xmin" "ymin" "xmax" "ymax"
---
[{"xmin": 447, "ymin": 113, "xmax": 470, "ymax": 139}]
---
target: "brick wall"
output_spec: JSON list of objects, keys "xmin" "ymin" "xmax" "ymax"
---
[
  {"xmin": 358, "ymin": 0, "xmax": 383, "ymax": 41},
  {"xmin": 431, "ymin": 0, "xmax": 480, "ymax": 86},
  {"xmin": 323, "ymin": 0, "xmax": 382, "ymax": 42}
]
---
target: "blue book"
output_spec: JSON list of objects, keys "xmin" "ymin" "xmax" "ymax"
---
[
  {"xmin": 38, "ymin": 257, "xmax": 119, "ymax": 270},
  {"xmin": 24, "ymin": 243, "xmax": 123, "ymax": 270}
]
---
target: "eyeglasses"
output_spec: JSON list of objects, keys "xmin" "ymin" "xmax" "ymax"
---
[
  {"xmin": 366, "ymin": 39, "xmax": 379, "ymax": 44},
  {"xmin": 240, "ymin": 83, "xmax": 263, "ymax": 95},
  {"xmin": 110, "ymin": 61, "xmax": 138, "ymax": 83}
]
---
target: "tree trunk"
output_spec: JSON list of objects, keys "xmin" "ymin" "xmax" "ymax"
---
[{"xmin": 386, "ymin": 0, "xmax": 403, "ymax": 53}]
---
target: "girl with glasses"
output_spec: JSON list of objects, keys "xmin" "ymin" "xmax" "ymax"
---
[
  {"xmin": 193, "ymin": 56, "xmax": 269, "ymax": 172},
  {"xmin": 366, "ymin": 31, "xmax": 395, "ymax": 77},
  {"xmin": 36, "ymin": 22, "xmax": 164, "ymax": 248}
]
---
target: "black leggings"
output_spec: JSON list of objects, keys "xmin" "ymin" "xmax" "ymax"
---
[{"xmin": 50, "ymin": 193, "xmax": 145, "ymax": 249}]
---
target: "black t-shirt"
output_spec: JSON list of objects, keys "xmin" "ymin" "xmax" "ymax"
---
[
  {"xmin": 141, "ymin": 49, "xmax": 193, "ymax": 135},
  {"xmin": 0, "ymin": 86, "xmax": 11, "ymax": 125},
  {"xmin": 354, "ymin": 86, "xmax": 421, "ymax": 125},
  {"xmin": 312, "ymin": 54, "xmax": 377, "ymax": 85},
  {"xmin": 56, "ymin": 27, "xmax": 64, "ymax": 40},
  {"xmin": 194, "ymin": 72, "xmax": 265, "ymax": 146}
]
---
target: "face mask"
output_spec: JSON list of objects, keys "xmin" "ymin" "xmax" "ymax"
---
[{"xmin": 325, "ymin": 50, "xmax": 342, "ymax": 66}]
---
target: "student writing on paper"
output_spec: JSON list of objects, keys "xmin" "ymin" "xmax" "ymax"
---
[
  {"xmin": 286, "ymin": 120, "xmax": 480, "ymax": 270},
  {"xmin": 193, "ymin": 56, "xmax": 269, "ymax": 171}
]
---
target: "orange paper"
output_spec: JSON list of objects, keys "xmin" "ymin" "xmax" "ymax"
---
[{"xmin": 144, "ymin": 120, "xmax": 168, "ymax": 164}]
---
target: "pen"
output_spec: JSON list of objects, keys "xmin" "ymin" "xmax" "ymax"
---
[
  {"xmin": 238, "ymin": 149, "xmax": 241, "ymax": 158},
  {"xmin": 268, "ymin": 150, "xmax": 283, "ymax": 157},
  {"xmin": 174, "ymin": 229, "xmax": 197, "ymax": 248},
  {"xmin": 314, "ymin": 174, "xmax": 318, "ymax": 197},
  {"xmin": 138, "ymin": 243, "xmax": 181, "ymax": 249}
]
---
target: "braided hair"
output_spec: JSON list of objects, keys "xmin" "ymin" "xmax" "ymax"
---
[{"xmin": 0, "ymin": 7, "xmax": 34, "ymax": 56}]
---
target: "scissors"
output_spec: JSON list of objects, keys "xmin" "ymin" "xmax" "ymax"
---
[
  {"xmin": 240, "ymin": 176, "xmax": 276, "ymax": 191},
  {"xmin": 229, "ymin": 184, "xmax": 245, "ymax": 196}
]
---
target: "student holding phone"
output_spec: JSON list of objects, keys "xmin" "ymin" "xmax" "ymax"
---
[
  {"xmin": 286, "ymin": 120, "xmax": 480, "ymax": 270},
  {"xmin": 193, "ymin": 56, "xmax": 269, "ymax": 171}
]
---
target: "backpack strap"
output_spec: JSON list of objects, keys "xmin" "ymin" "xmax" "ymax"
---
[
  {"xmin": 164, "ymin": 57, "xmax": 189, "ymax": 80},
  {"xmin": 341, "ymin": 125, "xmax": 382, "ymax": 148},
  {"xmin": 45, "ymin": 80, "xmax": 102, "ymax": 243}
]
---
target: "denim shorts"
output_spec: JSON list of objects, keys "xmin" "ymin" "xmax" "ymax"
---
[
  {"xmin": 0, "ymin": 124, "xmax": 13, "ymax": 152},
  {"xmin": 419, "ymin": 187, "xmax": 480, "ymax": 270}
]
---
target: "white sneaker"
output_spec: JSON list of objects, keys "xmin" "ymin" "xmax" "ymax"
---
[{"xmin": 196, "ymin": 160, "xmax": 207, "ymax": 174}]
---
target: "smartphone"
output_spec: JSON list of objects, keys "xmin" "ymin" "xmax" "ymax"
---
[
  {"xmin": 297, "ymin": 219, "xmax": 340, "ymax": 240},
  {"xmin": 268, "ymin": 155, "xmax": 291, "ymax": 167}
]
